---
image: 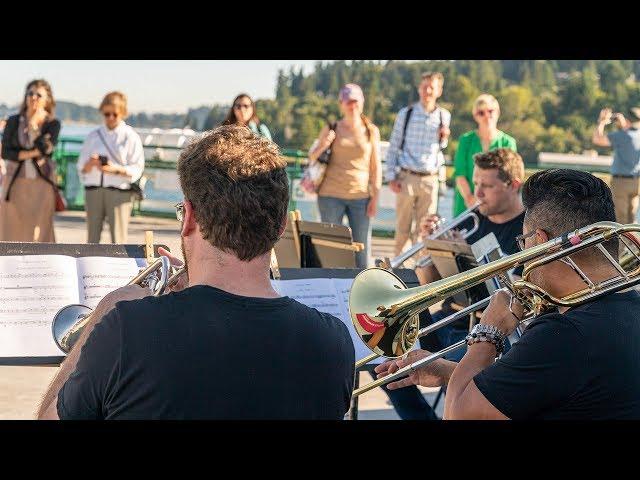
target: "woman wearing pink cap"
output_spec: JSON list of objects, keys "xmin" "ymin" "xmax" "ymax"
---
[{"xmin": 308, "ymin": 83, "xmax": 382, "ymax": 268}]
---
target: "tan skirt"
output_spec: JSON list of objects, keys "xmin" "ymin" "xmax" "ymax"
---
[{"xmin": 0, "ymin": 177, "xmax": 56, "ymax": 242}]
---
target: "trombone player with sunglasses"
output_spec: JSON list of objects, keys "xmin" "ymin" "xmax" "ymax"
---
[
  {"xmin": 375, "ymin": 169, "xmax": 640, "ymax": 419},
  {"xmin": 38, "ymin": 125, "xmax": 355, "ymax": 420}
]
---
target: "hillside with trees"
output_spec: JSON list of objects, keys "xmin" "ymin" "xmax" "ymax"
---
[{"xmin": 253, "ymin": 60, "xmax": 640, "ymax": 164}]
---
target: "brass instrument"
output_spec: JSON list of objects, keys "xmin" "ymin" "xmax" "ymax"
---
[
  {"xmin": 351, "ymin": 222, "xmax": 640, "ymax": 397},
  {"xmin": 52, "ymin": 257, "xmax": 187, "ymax": 354},
  {"xmin": 375, "ymin": 203, "xmax": 481, "ymax": 270}
]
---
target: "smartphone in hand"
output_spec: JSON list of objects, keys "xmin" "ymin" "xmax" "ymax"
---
[{"xmin": 98, "ymin": 155, "xmax": 108, "ymax": 166}]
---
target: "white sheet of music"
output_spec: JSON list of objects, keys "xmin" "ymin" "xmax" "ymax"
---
[
  {"xmin": 0, "ymin": 255, "xmax": 80, "ymax": 357},
  {"xmin": 273, "ymin": 277, "xmax": 383, "ymax": 365},
  {"xmin": 0, "ymin": 255, "xmax": 147, "ymax": 358},
  {"xmin": 76, "ymin": 257, "xmax": 145, "ymax": 309}
]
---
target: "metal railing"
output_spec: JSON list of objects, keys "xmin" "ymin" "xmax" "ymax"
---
[{"xmin": 51, "ymin": 136, "xmax": 310, "ymax": 214}]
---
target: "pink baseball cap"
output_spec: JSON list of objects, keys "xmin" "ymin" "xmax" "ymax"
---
[{"xmin": 339, "ymin": 83, "xmax": 365, "ymax": 104}]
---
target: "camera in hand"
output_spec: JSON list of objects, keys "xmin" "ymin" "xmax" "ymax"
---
[{"xmin": 98, "ymin": 155, "xmax": 108, "ymax": 166}]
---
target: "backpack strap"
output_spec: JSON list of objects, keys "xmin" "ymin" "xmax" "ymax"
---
[{"xmin": 399, "ymin": 106, "xmax": 414, "ymax": 152}]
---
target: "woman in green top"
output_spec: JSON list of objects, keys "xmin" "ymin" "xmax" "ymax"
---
[
  {"xmin": 453, "ymin": 94, "xmax": 517, "ymax": 216},
  {"xmin": 222, "ymin": 93, "xmax": 272, "ymax": 140}
]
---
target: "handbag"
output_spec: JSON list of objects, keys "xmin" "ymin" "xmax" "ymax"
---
[
  {"xmin": 300, "ymin": 122, "xmax": 337, "ymax": 194},
  {"xmin": 54, "ymin": 187, "xmax": 67, "ymax": 212},
  {"xmin": 96, "ymin": 129, "xmax": 145, "ymax": 202}
]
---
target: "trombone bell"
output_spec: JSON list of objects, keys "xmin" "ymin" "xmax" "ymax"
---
[{"xmin": 349, "ymin": 268, "xmax": 419, "ymax": 358}]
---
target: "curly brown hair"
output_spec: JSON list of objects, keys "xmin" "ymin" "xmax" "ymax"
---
[
  {"xmin": 177, "ymin": 125, "xmax": 289, "ymax": 261},
  {"xmin": 473, "ymin": 148, "xmax": 524, "ymax": 185}
]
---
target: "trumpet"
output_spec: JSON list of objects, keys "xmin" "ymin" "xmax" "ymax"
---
[
  {"xmin": 351, "ymin": 222, "xmax": 640, "ymax": 397},
  {"xmin": 52, "ymin": 257, "xmax": 187, "ymax": 354},
  {"xmin": 375, "ymin": 203, "xmax": 481, "ymax": 270}
]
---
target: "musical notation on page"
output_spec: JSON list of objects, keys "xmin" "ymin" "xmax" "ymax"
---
[{"xmin": 272, "ymin": 278, "xmax": 384, "ymax": 365}]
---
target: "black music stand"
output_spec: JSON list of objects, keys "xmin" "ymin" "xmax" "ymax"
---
[
  {"xmin": 278, "ymin": 267, "xmax": 421, "ymax": 420},
  {"xmin": 0, "ymin": 242, "xmax": 169, "ymax": 366}
]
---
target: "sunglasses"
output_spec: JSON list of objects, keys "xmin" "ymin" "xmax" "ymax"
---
[
  {"xmin": 515, "ymin": 230, "xmax": 537, "ymax": 251},
  {"xmin": 103, "ymin": 112, "xmax": 119, "ymax": 118},
  {"xmin": 174, "ymin": 202, "xmax": 184, "ymax": 222},
  {"xmin": 234, "ymin": 103, "xmax": 252, "ymax": 110},
  {"xmin": 26, "ymin": 90, "xmax": 44, "ymax": 99},
  {"xmin": 477, "ymin": 109, "xmax": 496, "ymax": 117}
]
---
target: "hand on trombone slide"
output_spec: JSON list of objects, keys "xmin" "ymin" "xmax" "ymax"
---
[
  {"xmin": 375, "ymin": 349, "xmax": 455, "ymax": 390},
  {"xmin": 372, "ymin": 289, "xmax": 525, "ymax": 391}
]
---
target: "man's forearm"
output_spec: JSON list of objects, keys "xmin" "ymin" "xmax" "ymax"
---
[
  {"xmin": 444, "ymin": 343, "xmax": 496, "ymax": 419},
  {"xmin": 36, "ymin": 305, "xmax": 108, "ymax": 419},
  {"xmin": 592, "ymin": 123, "xmax": 609, "ymax": 146}
]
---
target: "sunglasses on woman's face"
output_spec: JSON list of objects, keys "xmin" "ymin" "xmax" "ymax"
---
[
  {"xmin": 103, "ymin": 111, "xmax": 119, "ymax": 118},
  {"xmin": 27, "ymin": 90, "xmax": 44, "ymax": 99},
  {"xmin": 477, "ymin": 109, "xmax": 496, "ymax": 117},
  {"xmin": 234, "ymin": 103, "xmax": 252, "ymax": 110}
]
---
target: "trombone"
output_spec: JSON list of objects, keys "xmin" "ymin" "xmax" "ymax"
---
[
  {"xmin": 351, "ymin": 221, "xmax": 640, "ymax": 397},
  {"xmin": 51, "ymin": 257, "xmax": 187, "ymax": 354},
  {"xmin": 375, "ymin": 203, "xmax": 481, "ymax": 270}
]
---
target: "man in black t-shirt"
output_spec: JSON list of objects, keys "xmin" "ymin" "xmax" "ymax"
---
[
  {"xmin": 376, "ymin": 169, "xmax": 640, "ymax": 419},
  {"xmin": 37, "ymin": 125, "xmax": 355, "ymax": 420},
  {"xmin": 382, "ymin": 148, "xmax": 525, "ymax": 420}
]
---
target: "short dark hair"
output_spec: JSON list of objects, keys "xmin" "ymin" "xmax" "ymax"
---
[
  {"xmin": 474, "ymin": 148, "xmax": 524, "ymax": 184},
  {"xmin": 522, "ymin": 168, "xmax": 617, "ymax": 255},
  {"xmin": 177, "ymin": 125, "xmax": 289, "ymax": 261}
]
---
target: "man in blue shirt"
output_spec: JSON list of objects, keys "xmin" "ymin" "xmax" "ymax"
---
[
  {"xmin": 593, "ymin": 106, "xmax": 640, "ymax": 224},
  {"xmin": 385, "ymin": 72, "xmax": 452, "ymax": 257}
]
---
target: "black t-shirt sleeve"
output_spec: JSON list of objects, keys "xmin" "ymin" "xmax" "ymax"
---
[
  {"xmin": 57, "ymin": 308, "xmax": 122, "ymax": 420},
  {"xmin": 473, "ymin": 314, "xmax": 587, "ymax": 419}
]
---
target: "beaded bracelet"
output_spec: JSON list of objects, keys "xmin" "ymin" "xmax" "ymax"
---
[{"xmin": 465, "ymin": 324, "xmax": 506, "ymax": 354}]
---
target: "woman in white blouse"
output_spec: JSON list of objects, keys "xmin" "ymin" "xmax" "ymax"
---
[{"xmin": 77, "ymin": 91, "xmax": 144, "ymax": 243}]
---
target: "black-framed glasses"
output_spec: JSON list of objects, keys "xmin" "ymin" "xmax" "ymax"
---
[
  {"xmin": 233, "ymin": 103, "xmax": 252, "ymax": 110},
  {"xmin": 515, "ymin": 230, "xmax": 537, "ymax": 251},
  {"xmin": 27, "ymin": 90, "xmax": 43, "ymax": 99},
  {"xmin": 174, "ymin": 202, "xmax": 184, "ymax": 222}
]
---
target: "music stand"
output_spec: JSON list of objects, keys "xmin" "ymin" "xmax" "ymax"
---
[
  {"xmin": 0, "ymin": 241, "xmax": 169, "ymax": 366},
  {"xmin": 273, "ymin": 211, "xmax": 364, "ymax": 268}
]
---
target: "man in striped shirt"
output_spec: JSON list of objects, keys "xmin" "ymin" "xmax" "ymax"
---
[{"xmin": 386, "ymin": 72, "xmax": 451, "ymax": 256}]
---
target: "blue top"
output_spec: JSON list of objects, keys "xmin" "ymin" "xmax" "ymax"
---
[
  {"xmin": 248, "ymin": 121, "xmax": 272, "ymax": 141},
  {"xmin": 607, "ymin": 128, "xmax": 640, "ymax": 176}
]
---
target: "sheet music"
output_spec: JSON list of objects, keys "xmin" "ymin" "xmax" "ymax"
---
[
  {"xmin": 75, "ymin": 257, "xmax": 145, "ymax": 309},
  {"xmin": 273, "ymin": 277, "xmax": 384, "ymax": 365},
  {"xmin": 0, "ymin": 255, "xmax": 80, "ymax": 357}
]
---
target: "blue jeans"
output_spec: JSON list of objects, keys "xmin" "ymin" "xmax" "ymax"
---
[{"xmin": 317, "ymin": 196, "xmax": 371, "ymax": 269}]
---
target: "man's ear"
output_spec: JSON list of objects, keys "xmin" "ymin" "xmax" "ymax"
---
[
  {"xmin": 277, "ymin": 214, "xmax": 287, "ymax": 238},
  {"xmin": 510, "ymin": 178, "xmax": 523, "ymax": 192},
  {"xmin": 181, "ymin": 200, "xmax": 196, "ymax": 237}
]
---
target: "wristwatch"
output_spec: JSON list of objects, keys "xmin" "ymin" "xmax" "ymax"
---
[{"xmin": 465, "ymin": 323, "xmax": 506, "ymax": 354}]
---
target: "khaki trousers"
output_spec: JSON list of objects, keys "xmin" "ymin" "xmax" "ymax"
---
[
  {"xmin": 394, "ymin": 170, "xmax": 439, "ymax": 256},
  {"xmin": 85, "ymin": 187, "xmax": 133, "ymax": 244},
  {"xmin": 611, "ymin": 176, "xmax": 640, "ymax": 225}
]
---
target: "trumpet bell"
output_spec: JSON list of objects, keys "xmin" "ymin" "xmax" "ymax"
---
[
  {"xmin": 52, "ymin": 304, "xmax": 92, "ymax": 353},
  {"xmin": 349, "ymin": 267, "xmax": 419, "ymax": 358}
]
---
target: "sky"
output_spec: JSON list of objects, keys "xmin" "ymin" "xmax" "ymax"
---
[{"xmin": 0, "ymin": 60, "xmax": 324, "ymax": 113}]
